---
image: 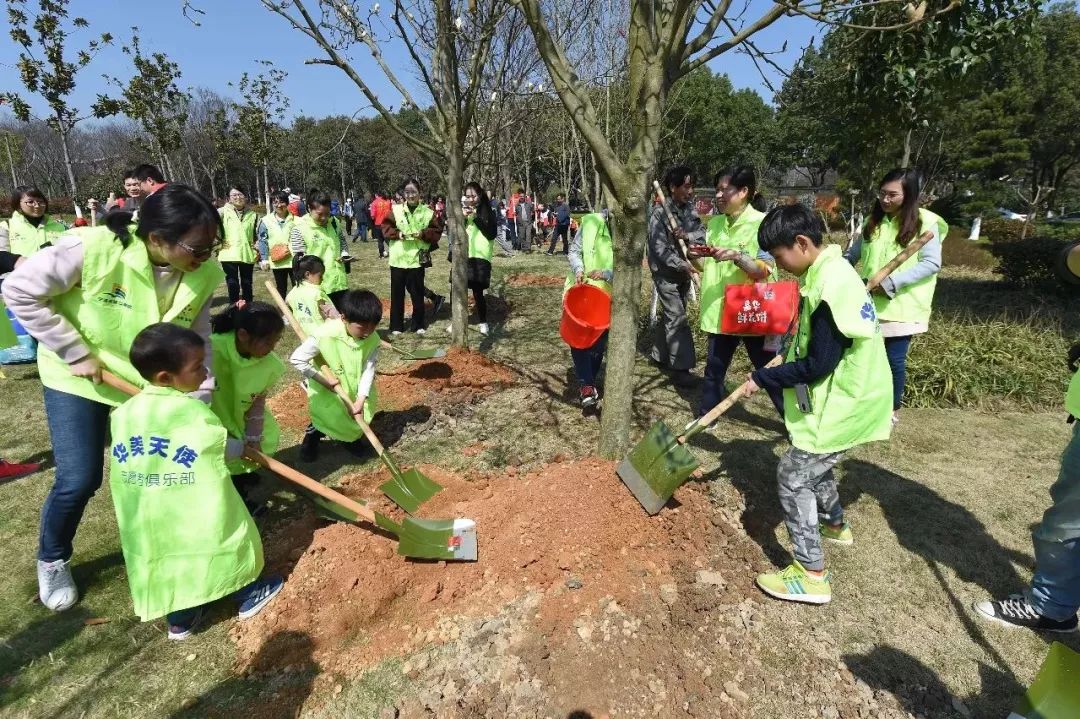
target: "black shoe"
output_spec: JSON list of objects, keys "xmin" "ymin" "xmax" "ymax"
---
[
  {"xmin": 973, "ymin": 595, "xmax": 1079, "ymax": 633},
  {"xmin": 300, "ymin": 430, "xmax": 321, "ymax": 463},
  {"xmin": 430, "ymin": 294, "xmax": 446, "ymax": 318},
  {"xmin": 344, "ymin": 437, "xmax": 373, "ymax": 458},
  {"xmin": 671, "ymin": 370, "xmax": 697, "ymax": 389}
]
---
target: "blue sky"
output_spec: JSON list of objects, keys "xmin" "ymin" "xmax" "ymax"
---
[{"xmin": 0, "ymin": 0, "xmax": 817, "ymax": 123}]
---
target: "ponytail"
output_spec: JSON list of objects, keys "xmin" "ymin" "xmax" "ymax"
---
[
  {"xmin": 750, "ymin": 192, "xmax": 767, "ymax": 213},
  {"xmin": 105, "ymin": 210, "xmax": 136, "ymax": 247},
  {"xmin": 211, "ymin": 300, "xmax": 284, "ymax": 339}
]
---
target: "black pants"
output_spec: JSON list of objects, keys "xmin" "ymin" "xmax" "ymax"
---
[
  {"xmin": 699, "ymin": 333, "xmax": 783, "ymax": 418},
  {"xmin": 548, "ymin": 224, "xmax": 570, "ymax": 254},
  {"xmin": 272, "ymin": 267, "xmax": 294, "ymax": 299},
  {"xmin": 372, "ymin": 226, "xmax": 386, "ymax": 256},
  {"xmin": 221, "ymin": 261, "xmax": 254, "ymax": 304},
  {"xmin": 344, "ymin": 215, "xmax": 353, "ymax": 236},
  {"xmin": 390, "ymin": 266, "xmax": 426, "ymax": 331}
]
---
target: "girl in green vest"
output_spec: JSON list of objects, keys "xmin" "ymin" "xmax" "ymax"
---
[
  {"xmin": 112, "ymin": 323, "xmax": 283, "ymax": 640},
  {"xmin": 0, "ymin": 186, "xmax": 67, "ymax": 260},
  {"xmin": 447, "ymin": 182, "xmax": 498, "ymax": 335},
  {"xmin": 209, "ymin": 301, "xmax": 286, "ymax": 515},
  {"xmin": 2, "ymin": 184, "xmax": 226, "ymax": 612},
  {"xmin": 845, "ymin": 168, "xmax": 945, "ymax": 424},
  {"xmin": 289, "ymin": 192, "xmax": 352, "ymax": 310},
  {"xmin": 218, "ymin": 187, "xmax": 259, "ymax": 306},
  {"xmin": 698, "ymin": 166, "xmax": 783, "ymax": 419},
  {"xmin": 289, "ymin": 289, "xmax": 383, "ymax": 462},
  {"xmin": 257, "ymin": 191, "xmax": 297, "ymax": 300},
  {"xmin": 382, "ymin": 179, "xmax": 446, "ymax": 335},
  {"xmin": 286, "ymin": 255, "xmax": 340, "ymax": 337},
  {"xmin": 746, "ymin": 204, "xmax": 892, "ymax": 605}
]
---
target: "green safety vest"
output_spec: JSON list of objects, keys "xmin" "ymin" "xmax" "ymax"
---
[
  {"xmin": 564, "ymin": 213, "xmax": 613, "ymax": 295},
  {"xmin": 1068, "ymin": 370, "xmax": 1080, "ymax": 419},
  {"xmin": 263, "ymin": 213, "xmax": 296, "ymax": 269},
  {"xmin": 389, "ymin": 202, "xmax": 434, "ymax": 269},
  {"xmin": 785, "ymin": 244, "xmax": 892, "ymax": 454},
  {"xmin": 298, "ymin": 215, "xmax": 347, "ymax": 295},
  {"xmin": 859, "ymin": 208, "xmax": 947, "ymax": 324},
  {"xmin": 218, "ymin": 207, "xmax": 258, "ymax": 264},
  {"xmin": 36, "ymin": 225, "xmax": 224, "ymax": 406},
  {"xmin": 699, "ymin": 206, "xmax": 774, "ymax": 333},
  {"xmin": 209, "ymin": 331, "xmax": 285, "ymax": 474},
  {"xmin": 306, "ymin": 320, "xmax": 380, "ymax": 441},
  {"xmin": 109, "ymin": 384, "xmax": 263, "ymax": 621},
  {"xmin": 3, "ymin": 212, "xmax": 66, "ymax": 258},
  {"xmin": 467, "ymin": 218, "xmax": 492, "ymax": 262},
  {"xmin": 286, "ymin": 281, "xmax": 333, "ymax": 337}
]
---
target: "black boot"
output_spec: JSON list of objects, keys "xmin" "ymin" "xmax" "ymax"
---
[{"xmin": 300, "ymin": 425, "xmax": 323, "ymax": 462}]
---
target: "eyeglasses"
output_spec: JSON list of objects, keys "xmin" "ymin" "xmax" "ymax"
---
[
  {"xmin": 878, "ymin": 191, "xmax": 903, "ymax": 201},
  {"xmin": 177, "ymin": 238, "xmax": 222, "ymax": 260},
  {"xmin": 20, "ymin": 199, "xmax": 46, "ymax": 207}
]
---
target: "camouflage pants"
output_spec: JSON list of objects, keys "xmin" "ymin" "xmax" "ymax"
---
[{"xmin": 777, "ymin": 447, "xmax": 846, "ymax": 571}]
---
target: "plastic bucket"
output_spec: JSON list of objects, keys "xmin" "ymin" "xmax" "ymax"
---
[
  {"xmin": 0, "ymin": 308, "xmax": 37, "ymax": 364},
  {"xmin": 560, "ymin": 283, "xmax": 611, "ymax": 349}
]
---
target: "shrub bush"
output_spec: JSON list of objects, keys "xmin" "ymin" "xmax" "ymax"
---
[
  {"xmin": 988, "ymin": 234, "xmax": 1077, "ymax": 291},
  {"xmin": 980, "ymin": 217, "xmax": 1026, "ymax": 243}
]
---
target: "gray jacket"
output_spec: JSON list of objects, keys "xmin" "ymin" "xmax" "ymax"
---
[{"xmin": 647, "ymin": 199, "xmax": 703, "ymax": 280}]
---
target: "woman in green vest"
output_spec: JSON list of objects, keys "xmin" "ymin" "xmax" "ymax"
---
[
  {"xmin": 845, "ymin": 168, "xmax": 945, "ymax": 424},
  {"xmin": 566, "ymin": 210, "xmax": 614, "ymax": 408},
  {"xmin": 698, "ymin": 166, "xmax": 783, "ymax": 419},
  {"xmin": 449, "ymin": 182, "xmax": 498, "ymax": 335},
  {"xmin": 288, "ymin": 192, "xmax": 352, "ymax": 310},
  {"xmin": 218, "ymin": 187, "xmax": 258, "ymax": 306},
  {"xmin": 382, "ymin": 178, "xmax": 445, "ymax": 335},
  {"xmin": 0, "ymin": 186, "xmax": 67, "ymax": 260},
  {"xmin": 2, "ymin": 184, "xmax": 225, "ymax": 612},
  {"xmin": 257, "ymin": 191, "xmax": 297, "ymax": 300}
]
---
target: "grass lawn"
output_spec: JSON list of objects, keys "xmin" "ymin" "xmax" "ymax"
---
[{"xmin": 0, "ymin": 235, "xmax": 1077, "ymax": 717}]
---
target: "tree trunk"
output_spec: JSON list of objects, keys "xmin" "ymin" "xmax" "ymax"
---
[
  {"xmin": 4, "ymin": 134, "xmax": 17, "ymax": 187},
  {"xmin": 57, "ymin": 122, "xmax": 79, "ymax": 201},
  {"xmin": 901, "ymin": 128, "xmax": 913, "ymax": 168},
  {"xmin": 446, "ymin": 139, "xmax": 470, "ymax": 348}
]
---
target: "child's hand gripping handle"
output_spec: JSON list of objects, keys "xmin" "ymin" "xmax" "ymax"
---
[
  {"xmin": 678, "ymin": 354, "xmax": 784, "ymax": 444},
  {"xmin": 865, "ymin": 230, "xmax": 935, "ymax": 291},
  {"xmin": 243, "ymin": 448, "xmax": 378, "ymax": 525},
  {"xmin": 318, "ymin": 365, "xmax": 387, "ymax": 456}
]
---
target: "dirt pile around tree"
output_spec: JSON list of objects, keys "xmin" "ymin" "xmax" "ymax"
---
[
  {"xmin": 507, "ymin": 272, "xmax": 565, "ymax": 288},
  {"xmin": 230, "ymin": 458, "xmax": 727, "ymax": 677},
  {"xmin": 376, "ymin": 347, "xmax": 514, "ymax": 411}
]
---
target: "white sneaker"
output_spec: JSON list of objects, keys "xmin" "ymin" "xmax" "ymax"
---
[
  {"xmin": 416, "ymin": 328, "xmax": 426, "ymax": 336},
  {"xmin": 445, "ymin": 324, "xmax": 453, "ymax": 334},
  {"xmin": 478, "ymin": 322, "xmax": 489, "ymax": 335},
  {"xmin": 38, "ymin": 558, "xmax": 78, "ymax": 611},
  {"xmin": 391, "ymin": 331, "xmax": 402, "ymax": 337}
]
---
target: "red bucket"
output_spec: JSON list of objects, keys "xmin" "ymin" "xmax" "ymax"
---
[{"xmin": 560, "ymin": 283, "xmax": 611, "ymax": 349}]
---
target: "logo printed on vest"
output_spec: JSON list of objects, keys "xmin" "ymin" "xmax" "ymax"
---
[
  {"xmin": 111, "ymin": 434, "xmax": 201, "ymax": 487},
  {"xmin": 860, "ymin": 301, "xmax": 876, "ymax": 322},
  {"xmin": 98, "ymin": 283, "xmax": 133, "ymax": 309}
]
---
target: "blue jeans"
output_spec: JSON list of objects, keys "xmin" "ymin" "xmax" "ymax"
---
[
  {"xmin": 40, "ymin": 387, "xmax": 112, "ymax": 562},
  {"xmin": 1026, "ymin": 424, "xmax": 1080, "ymax": 621},
  {"xmin": 884, "ymin": 335, "xmax": 913, "ymax": 411},
  {"xmin": 570, "ymin": 331, "xmax": 608, "ymax": 388},
  {"xmin": 354, "ymin": 222, "xmax": 368, "ymax": 242},
  {"xmin": 699, "ymin": 333, "xmax": 783, "ymax": 418}
]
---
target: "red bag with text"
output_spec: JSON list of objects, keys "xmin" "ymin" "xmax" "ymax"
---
[{"xmin": 720, "ymin": 281, "xmax": 799, "ymax": 336}]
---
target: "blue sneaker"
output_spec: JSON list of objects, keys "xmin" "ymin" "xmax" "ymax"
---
[
  {"xmin": 236, "ymin": 575, "xmax": 284, "ymax": 620},
  {"xmin": 167, "ymin": 607, "xmax": 204, "ymax": 641}
]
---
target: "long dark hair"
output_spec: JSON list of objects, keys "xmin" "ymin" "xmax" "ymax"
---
[
  {"xmin": 104, "ymin": 184, "xmax": 222, "ymax": 249},
  {"xmin": 715, "ymin": 166, "xmax": 765, "ymax": 213},
  {"xmin": 864, "ymin": 168, "xmax": 922, "ymax": 246},
  {"xmin": 464, "ymin": 181, "xmax": 496, "ymax": 241}
]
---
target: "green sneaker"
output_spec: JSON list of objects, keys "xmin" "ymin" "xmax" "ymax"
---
[
  {"xmin": 819, "ymin": 521, "xmax": 854, "ymax": 546},
  {"xmin": 756, "ymin": 562, "xmax": 832, "ymax": 604}
]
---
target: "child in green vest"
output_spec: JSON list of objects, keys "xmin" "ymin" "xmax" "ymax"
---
[
  {"xmin": 209, "ymin": 301, "xmax": 286, "ymax": 515},
  {"xmin": 290, "ymin": 289, "xmax": 382, "ymax": 462},
  {"xmin": 745, "ymin": 204, "xmax": 892, "ymax": 604},
  {"xmin": 110, "ymin": 323, "xmax": 282, "ymax": 640},
  {"xmin": 286, "ymin": 255, "xmax": 340, "ymax": 336}
]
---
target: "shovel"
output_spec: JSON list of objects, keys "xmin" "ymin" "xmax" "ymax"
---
[
  {"xmin": 1008, "ymin": 642, "xmax": 1080, "ymax": 719},
  {"xmin": 865, "ymin": 230, "xmax": 934, "ymax": 291},
  {"xmin": 617, "ymin": 355, "xmax": 783, "ymax": 514},
  {"xmin": 263, "ymin": 281, "xmax": 444, "ymax": 513},
  {"xmin": 319, "ymin": 364, "xmax": 443, "ymax": 514},
  {"xmin": 263, "ymin": 280, "xmax": 445, "ymax": 361}
]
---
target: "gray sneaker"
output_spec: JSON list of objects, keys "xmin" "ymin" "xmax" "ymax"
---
[{"xmin": 37, "ymin": 559, "xmax": 78, "ymax": 611}]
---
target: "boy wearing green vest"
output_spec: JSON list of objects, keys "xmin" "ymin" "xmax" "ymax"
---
[
  {"xmin": 566, "ymin": 210, "xmax": 613, "ymax": 408},
  {"xmin": 258, "ymin": 191, "xmax": 297, "ymax": 300},
  {"xmin": 746, "ymin": 204, "xmax": 892, "ymax": 604},
  {"xmin": 286, "ymin": 255, "xmax": 340, "ymax": 337},
  {"xmin": 219, "ymin": 188, "xmax": 259, "ymax": 306},
  {"xmin": 110, "ymin": 323, "xmax": 282, "ymax": 639},
  {"xmin": 290, "ymin": 289, "xmax": 383, "ymax": 462}
]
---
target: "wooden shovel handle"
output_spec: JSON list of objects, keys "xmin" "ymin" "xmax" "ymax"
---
[
  {"xmin": 653, "ymin": 180, "xmax": 705, "ymax": 276},
  {"xmin": 679, "ymin": 354, "xmax": 784, "ymax": 443},
  {"xmin": 244, "ymin": 448, "xmax": 376, "ymax": 524},
  {"xmin": 318, "ymin": 364, "xmax": 387, "ymax": 456},
  {"xmin": 101, "ymin": 370, "xmax": 141, "ymax": 397},
  {"xmin": 865, "ymin": 230, "xmax": 935, "ymax": 291}
]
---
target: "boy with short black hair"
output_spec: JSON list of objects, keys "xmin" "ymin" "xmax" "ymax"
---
[
  {"xmin": 110, "ymin": 323, "xmax": 283, "ymax": 640},
  {"xmin": 286, "ymin": 254, "xmax": 339, "ymax": 336},
  {"xmin": 290, "ymin": 289, "xmax": 383, "ymax": 462},
  {"xmin": 745, "ymin": 204, "xmax": 892, "ymax": 604}
]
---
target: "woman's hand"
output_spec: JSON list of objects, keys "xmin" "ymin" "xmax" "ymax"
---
[
  {"xmin": 351, "ymin": 396, "xmax": 367, "ymax": 417},
  {"xmin": 714, "ymin": 248, "xmax": 741, "ymax": 262},
  {"xmin": 588, "ymin": 270, "xmax": 606, "ymax": 281},
  {"xmin": 69, "ymin": 355, "xmax": 103, "ymax": 383}
]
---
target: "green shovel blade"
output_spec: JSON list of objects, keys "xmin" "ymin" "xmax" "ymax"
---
[
  {"xmin": 398, "ymin": 517, "xmax": 477, "ymax": 561},
  {"xmin": 403, "ymin": 347, "xmax": 447, "ymax": 360},
  {"xmin": 1012, "ymin": 642, "xmax": 1080, "ymax": 719},
  {"xmin": 378, "ymin": 452, "xmax": 443, "ymax": 514},
  {"xmin": 617, "ymin": 420, "xmax": 700, "ymax": 515}
]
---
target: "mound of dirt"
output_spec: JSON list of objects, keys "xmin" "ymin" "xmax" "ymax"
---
[
  {"xmin": 230, "ymin": 458, "xmax": 732, "ymax": 678},
  {"xmin": 376, "ymin": 347, "xmax": 514, "ymax": 411},
  {"xmin": 266, "ymin": 382, "xmax": 311, "ymax": 432},
  {"xmin": 507, "ymin": 273, "xmax": 565, "ymax": 288}
]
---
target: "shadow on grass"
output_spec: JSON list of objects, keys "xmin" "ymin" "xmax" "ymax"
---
[
  {"xmin": 706, "ymin": 438, "xmax": 789, "ymax": 567},
  {"xmin": 934, "ymin": 274, "xmax": 1079, "ymax": 335},
  {"xmin": 168, "ymin": 630, "xmax": 317, "ymax": 719},
  {"xmin": 0, "ymin": 605, "xmax": 94, "ymax": 707}
]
